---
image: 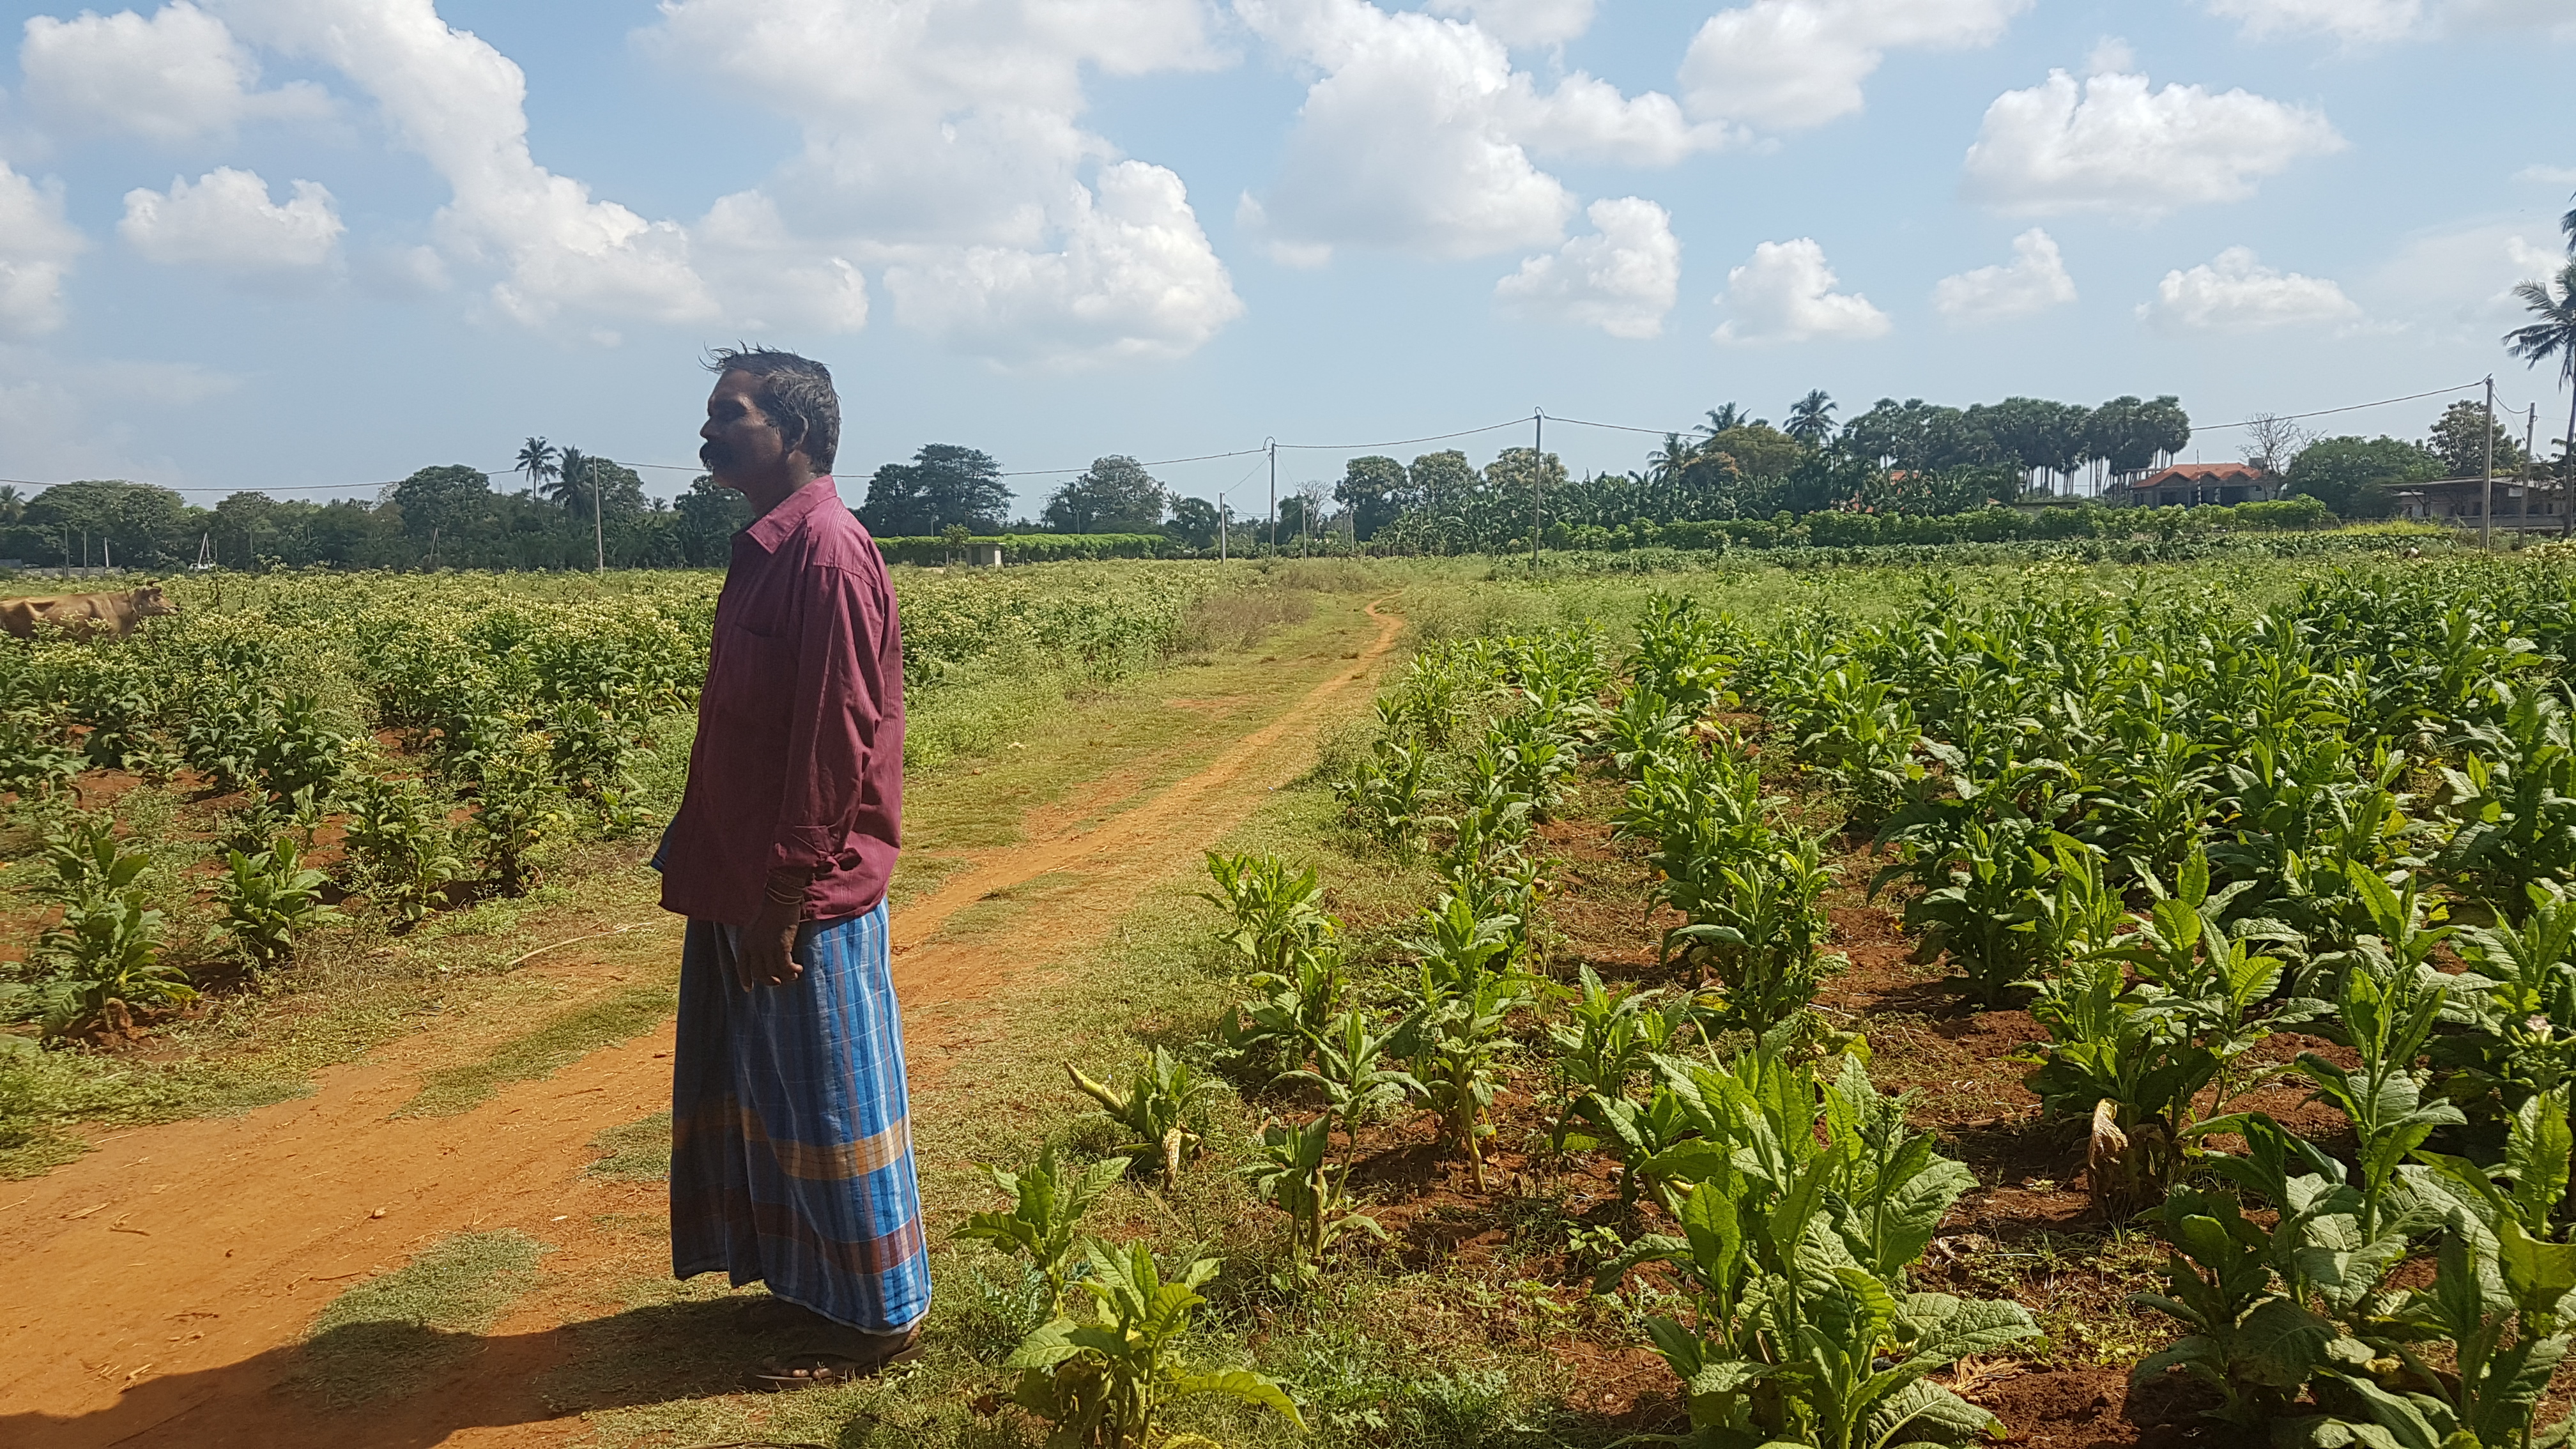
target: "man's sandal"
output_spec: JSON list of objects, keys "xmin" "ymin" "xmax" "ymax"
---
[{"xmin": 746, "ymin": 1332, "xmax": 923, "ymax": 1392}]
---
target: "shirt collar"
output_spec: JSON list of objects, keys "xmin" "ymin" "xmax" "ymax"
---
[{"xmin": 741, "ymin": 475, "xmax": 839, "ymax": 554}]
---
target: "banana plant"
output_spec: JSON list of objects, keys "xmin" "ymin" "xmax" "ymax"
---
[
  {"xmin": 1006, "ymin": 1242, "xmax": 1305, "ymax": 1448},
  {"xmin": 954, "ymin": 1144, "xmax": 1134, "ymax": 1314},
  {"xmin": 1065, "ymin": 1048, "xmax": 1220, "ymax": 1192}
]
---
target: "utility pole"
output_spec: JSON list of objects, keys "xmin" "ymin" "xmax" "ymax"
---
[
  {"xmin": 2525, "ymin": 404, "xmax": 2539, "ymax": 535},
  {"xmin": 1530, "ymin": 408, "xmax": 1544, "ymax": 575},
  {"xmin": 591, "ymin": 462, "xmax": 606, "ymax": 573},
  {"xmin": 1266, "ymin": 439, "xmax": 1277, "ymax": 553},
  {"xmin": 1218, "ymin": 491, "xmax": 1227, "ymax": 562},
  {"xmin": 2481, "ymin": 376, "xmax": 2496, "ymax": 551}
]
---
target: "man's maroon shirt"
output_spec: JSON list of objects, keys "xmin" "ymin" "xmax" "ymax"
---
[{"xmin": 659, "ymin": 475, "xmax": 904, "ymax": 926}]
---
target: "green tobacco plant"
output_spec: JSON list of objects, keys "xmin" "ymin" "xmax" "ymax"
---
[
  {"xmin": 1275, "ymin": 1009, "xmax": 1421, "ymax": 1183},
  {"xmin": 1335, "ymin": 721, "xmax": 1436, "ymax": 854},
  {"xmin": 1625, "ymin": 594, "xmax": 1735, "ymax": 717},
  {"xmin": 2131, "ymin": 1186, "xmax": 2353, "ymax": 1430},
  {"xmin": 2020, "ymin": 953, "xmax": 2216, "ymax": 1217},
  {"xmin": 2439, "ymin": 679, "xmax": 2576, "ymax": 916},
  {"xmin": 954, "ymin": 1144, "xmax": 1133, "ymax": 1314},
  {"xmin": 1244, "ymin": 1114, "xmax": 1386, "ymax": 1289},
  {"xmin": 1660, "ymin": 838, "xmax": 1842, "ymax": 1035},
  {"xmin": 216, "ymin": 836, "xmax": 344, "ymax": 970},
  {"xmin": 341, "ymin": 772, "xmax": 463, "ymax": 925},
  {"xmin": 1600, "ymin": 1044, "xmax": 2034, "ymax": 1449},
  {"xmin": 1004, "ymin": 1242, "xmax": 1304, "ymax": 1448},
  {"xmin": 1881, "ymin": 814, "xmax": 2055, "ymax": 1007},
  {"xmin": 1408, "ymin": 967, "xmax": 1525, "ymax": 1193},
  {"xmin": 1066, "ymin": 1048, "xmax": 1219, "ymax": 1191},
  {"xmin": 1200, "ymin": 851, "xmax": 1332, "ymax": 979},
  {"xmin": 470, "ymin": 728, "xmax": 564, "ymax": 896},
  {"xmin": 1597, "ymin": 686, "xmax": 1693, "ymax": 779},
  {"xmin": 1545, "ymin": 967, "xmax": 1694, "ymax": 1153},
  {"xmin": 12, "ymin": 823, "xmax": 182, "ymax": 1038},
  {"xmin": 0, "ymin": 707, "xmax": 80, "ymax": 799}
]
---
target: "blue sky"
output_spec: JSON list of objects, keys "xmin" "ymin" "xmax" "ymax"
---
[{"xmin": 0, "ymin": 0, "xmax": 2570, "ymax": 518}]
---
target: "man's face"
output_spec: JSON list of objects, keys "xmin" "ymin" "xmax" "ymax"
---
[{"xmin": 700, "ymin": 370, "xmax": 795, "ymax": 490}]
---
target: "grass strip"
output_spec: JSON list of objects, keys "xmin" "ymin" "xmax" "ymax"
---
[
  {"xmin": 585, "ymin": 1110, "xmax": 671, "ymax": 1181},
  {"xmin": 296, "ymin": 1229, "xmax": 552, "ymax": 1406},
  {"xmin": 399, "ymin": 983, "xmax": 676, "ymax": 1117}
]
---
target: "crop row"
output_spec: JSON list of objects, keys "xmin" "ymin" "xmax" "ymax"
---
[{"xmin": 965, "ymin": 556, "xmax": 2576, "ymax": 1447}]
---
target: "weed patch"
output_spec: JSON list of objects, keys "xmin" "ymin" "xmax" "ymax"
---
[
  {"xmin": 400, "ymin": 982, "xmax": 675, "ymax": 1116},
  {"xmin": 296, "ymin": 1229, "xmax": 551, "ymax": 1406},
  {"xmin": 585, "ymin": 1110, "xmax": 671, "ymax": 1181}
]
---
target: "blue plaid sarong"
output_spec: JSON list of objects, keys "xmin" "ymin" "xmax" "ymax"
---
[{"xmin": 669, "ymin": 903, "xmax": 931, "ymax": 1333}]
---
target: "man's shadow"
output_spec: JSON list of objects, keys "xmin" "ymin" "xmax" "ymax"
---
[{"xmin": 1, "ymin": 1297, "xmax": 815, "ymax": 1449}]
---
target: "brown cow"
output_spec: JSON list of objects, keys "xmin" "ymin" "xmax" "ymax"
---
[{"xmin": 0, "ymin": 585, "xmax": 180, "ymax": 641}]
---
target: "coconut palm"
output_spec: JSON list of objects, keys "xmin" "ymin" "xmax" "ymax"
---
[
  {"xmin": 514, "ymin": 437, "xmax": 558, "ymax": 493},
  {"xmin": 2505, "ymin": 257, "xmax": 2576, "ymax": 537},
  {"xmin": 1694, "ymin": 404, "xmax": 1746, "ymax": 440},
  {"xmin": 547, "ymin": 448, "xmax": 591, "ymax": 512},
  {"xmin": 1785, "ymin": 389, "xmax": 1836, "ymax": 446}
]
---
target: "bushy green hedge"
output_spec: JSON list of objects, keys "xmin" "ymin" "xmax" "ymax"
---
[
  {"xmin": 871, "ymin": 532, "xmax": 1177, "ymax": 565},
  {"xmin": 1533, "ymin": 496, "xmax": 2356, "ymax": 556}
]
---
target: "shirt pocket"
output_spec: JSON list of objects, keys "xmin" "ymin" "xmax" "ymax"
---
[{"xmin": 705, "ymin": 624, "xmax": 796, "ymax": 727}]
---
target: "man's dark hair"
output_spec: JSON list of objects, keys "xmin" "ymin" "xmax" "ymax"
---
[{"xmin": 707, "ymin": 346, "xmax": 840, "ymax": 472}]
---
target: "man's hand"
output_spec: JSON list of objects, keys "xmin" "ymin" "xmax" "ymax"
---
[{"xmin": 734, "ymin": 869, "xmax": 809, "ymax": 990}]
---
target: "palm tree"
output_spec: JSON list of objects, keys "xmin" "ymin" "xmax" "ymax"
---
[
  {"xmin": 514, "ymin": 437, "xmax": 558, "ymax": 493},
  {"xmin": 2505, "ymin": 257, "xmax": 2576, "ymax": 537},
  {"xmin": 1694, "ymin": 403, "xmax": 1746, "ymax": 440},
  {"xmin": 547, "ymin": 447, "xmax": 590, "ymax": 512},
  {"xmin": 1785, "ymin": 389, "xmax": 1836, "ymax": 446}
]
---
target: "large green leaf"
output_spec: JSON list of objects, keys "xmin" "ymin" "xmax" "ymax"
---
[
  {"xmin": 1860, "ymin": 1376, "xmax": 2002, "ymax": 1449},
  {"xmin": 1174, "ymin": 1367, "xmax": 1307, "ymax": 1428},
  {"xmin": 2499, "ymin": 1219, "xmax": 2576, "ymax": 1329},
  {"xmin": 2233, "ymin": 1297, "xmax": 2340, "ymax": 1390},
  {"xmin": 1893, "ymin": 1292, "xmax": 2041, "ymax": 1366}
]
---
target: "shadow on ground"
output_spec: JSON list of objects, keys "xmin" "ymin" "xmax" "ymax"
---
[{"xmin": 0, "ymin": 1298, "xmax": 849, "ymax": 1449}]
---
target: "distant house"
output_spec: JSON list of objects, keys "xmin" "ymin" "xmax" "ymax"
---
[
  {"xmin": 2389, "ymin": 477, "xmax": 2564, "ymax": 527},
  {"xmin": 2110, "ymin": 463, "xmax": 2283, "ymax": 508}
]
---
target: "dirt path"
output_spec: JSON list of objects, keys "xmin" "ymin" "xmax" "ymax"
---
[{"xmin": 0, "ymin": 599, "xmax": 1404, "ymax": 1449}]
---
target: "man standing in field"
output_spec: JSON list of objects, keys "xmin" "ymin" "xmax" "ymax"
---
[{"xmin": 657, "ymin": 346, "xmax": 928, "ymax": 1388}]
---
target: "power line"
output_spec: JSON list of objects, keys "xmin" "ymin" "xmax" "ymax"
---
[{"xmin": 2190, "ymin": 380, "xmax": 2490, "ymax": 432}]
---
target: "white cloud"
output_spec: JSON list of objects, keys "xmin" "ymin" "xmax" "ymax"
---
[
  {"xmin": 215, "ymin": 0, "xmax": 717, "ymax": 332},
  {"xmin": 2366, "ymin": 221, "xmax": 2568, "ymax": 334},
  {"xmin": 0, "ymin": 160, "xmax": 84, "ymax": 338},
  {"xmin": 1931, "ymin": 227, "xmax": 2076, "ymax": 324},
  {"xmin": 2206, "ymin": 0, "xmax": 2575, "ymax": 42},
  {"xmin": 1236, "ymin": 0, "xmax": 1721, "ymax": 260},
  {"xmin": 19, "ymin": 2, "xmax": 330, "ymax": 145},
  {"xmin": 119, "ymin": 167, "xmax": 343, "ymax": 281},
  {"xmin": 645, "ymin": 0, "xmax": 1241, "ymax": 365},
  {"xmin": 1494, "ymin": 196, "xmax": 1678, "ymax": 339},
  {"xmin": 2138, "ymin": 246, "xmax": 2359, "ymax": 332},
  {"xmin": 1424, "ymin": 0, "xmax": 1596, "ymax": 47},
  {"xmin": 2084, "ymin": 37, "xmax": 2135, "ymax": 74},
  {"xmin": 2205, "ymin": 0, "xmax": 2422, "ymax": 43},
  {"xmin": 880, "ymin": 162, "xmax": 1241, "ymax": 368},
  {"xmin": 2516, "ymin": 164, "xmax": 2576, "ymax": 187},
  {"xmin": 1678, "ymin": 0, "xmax": 2029, "ymax": 133},
  {"xmin": 1713, "ymin": 237, "xmax": 1890, "ymax": 345},
  {"xmin": 1963, "ymin": 68, "xmax": 2344, "ymax": 217}
]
